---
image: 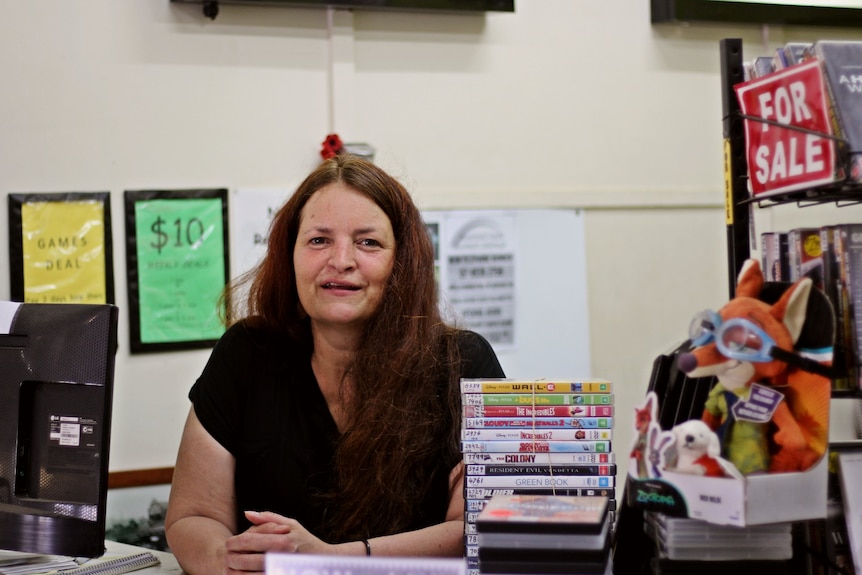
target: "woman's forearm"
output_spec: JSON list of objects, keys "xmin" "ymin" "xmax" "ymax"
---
[
  {"xmin": 165, "ymin": 515, "xmax": 233, "ymax": 575},
  {"xmin": 351, "ymin": 519, "xmax": 465, "ymax": 558}
]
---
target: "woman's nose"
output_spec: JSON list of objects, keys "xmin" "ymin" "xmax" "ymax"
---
[{"xmin": 329, "ymin": 242, "xmax": 356, "ymax": 270}]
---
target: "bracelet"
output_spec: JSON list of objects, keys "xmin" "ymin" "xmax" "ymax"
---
[{"xmin": 362, "ymin": 538, "xmax": 371, "ymax": 556}]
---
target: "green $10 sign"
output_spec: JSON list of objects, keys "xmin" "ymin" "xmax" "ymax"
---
[{"xmin": 135, "ymin": 197, "xmax": 226, "ymax": 345}]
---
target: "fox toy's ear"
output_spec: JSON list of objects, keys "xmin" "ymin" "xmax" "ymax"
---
[
  {"xmin": 735, "ymin": 259, "xmax": 764, "ymax": 298},
  {"xmin": 771, "ymin": 277, "xmax": 813, "ymax": 345}
]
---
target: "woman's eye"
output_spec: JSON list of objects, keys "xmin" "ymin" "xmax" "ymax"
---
[
  {"xmin": 309, "ymin": 237, "xmax": 326, "ymax": 245},
  {"xmin": 359, "ymin": 238, "xmax": 380, "ymax": 247}
]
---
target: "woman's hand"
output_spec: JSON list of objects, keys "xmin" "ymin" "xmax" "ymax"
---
[{"xmin": 223, "ymin": 511, "xmax": 337, "ymax": 573}]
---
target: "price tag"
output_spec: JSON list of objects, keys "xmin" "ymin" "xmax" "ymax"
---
[
  {"xmin": 735, "ymin": 59, "xmax": 837, "ymax": 198},
  {"xmin": 731, "ymin": 382, "xmax": 784, "ymax": 423},
  {"xmin": 126, "ymin": 189, "xmax": 228, "ymax": 352}
]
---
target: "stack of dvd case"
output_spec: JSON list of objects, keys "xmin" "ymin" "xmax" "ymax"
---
[
  {"xmin": 645, "ymin": 512, "xmax": 794, "ymax": 573},
  {"xmin": 459, "ymin": 379, "xmax": 616, "ymax": 574},
  {"xmin": 475, "ymin": 494, "xmax": 613, "ymax": 575}
]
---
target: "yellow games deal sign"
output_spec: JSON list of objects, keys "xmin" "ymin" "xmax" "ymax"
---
[{"xmin": 9, "ymin": 193, "xmax": 114, "ymax": 304}]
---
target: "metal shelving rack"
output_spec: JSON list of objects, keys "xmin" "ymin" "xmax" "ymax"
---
[{"xmin": 720, "ymin": 37, "xmax": 862, "ymax": 400}]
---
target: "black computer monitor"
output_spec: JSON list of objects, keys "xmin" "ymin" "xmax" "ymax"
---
[{"xmin": 0, "ymin": 302, "xmax": 119, "ymax": 559}]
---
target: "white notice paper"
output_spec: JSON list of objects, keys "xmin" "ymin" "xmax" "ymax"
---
[{"xmin": 266, "ymin": 553, "xmax": 466, "ymax": 575}]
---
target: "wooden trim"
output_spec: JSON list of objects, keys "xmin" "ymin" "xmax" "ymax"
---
[{"xmin": 108, "ymin": 467, "xmax": 174, "ymax": 489}]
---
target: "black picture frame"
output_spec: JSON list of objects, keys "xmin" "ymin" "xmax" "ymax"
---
[
  {"xmin": 652, "ymin": 0, "xmax": 862, "ymax": 27},
  {"xmin": 171, "ymin": 0, "xmax": 514, "ymax": 14},
  {"xmin": 123, "ymin": 188, "xmax": 230, "ymax": 354},
  {"xmin": 7, "ymin": 192, "xmax": 115, "ymax": 305}
]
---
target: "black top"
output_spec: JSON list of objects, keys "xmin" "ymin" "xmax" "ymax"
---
[{"xmin": 189, "ymin": 322, "xmax": 504, "ymax": 541}]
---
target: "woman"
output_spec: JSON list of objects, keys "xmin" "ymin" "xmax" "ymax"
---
[{"xmin": 164, "ymin": 155, "xmax": 505, "ymax": 575}]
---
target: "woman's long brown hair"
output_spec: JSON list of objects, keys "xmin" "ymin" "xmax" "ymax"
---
[{"xmin": 222, "ymin": 155, "xmax": 463, "ymax": 541}]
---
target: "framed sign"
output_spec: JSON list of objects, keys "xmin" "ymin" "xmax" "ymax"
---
[
  {"xmin": 8, "ymin": 192, "xmax": 115, "ymax": 304},
  {"xmin": 124, "ymin": 189, "xmax": 229, "ymax": 353},
  {"xmin": 652, "ymin": 0, "xmax": 862, "ymax": 27}
]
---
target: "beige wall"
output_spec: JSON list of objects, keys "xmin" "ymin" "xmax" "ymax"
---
[{"xmin": 1, "ymin": 0, "xmax": 860, "ymax": 500}]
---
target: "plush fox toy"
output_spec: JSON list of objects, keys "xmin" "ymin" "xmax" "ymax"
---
[{"xmin": 676, "ymin": 259, "xmax": 833, "ymax": 475}]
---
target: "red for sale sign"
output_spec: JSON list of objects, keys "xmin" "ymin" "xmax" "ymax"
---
[{"xmin": 734, "ymin": 59, "xmax": 837, "ymax": 198}]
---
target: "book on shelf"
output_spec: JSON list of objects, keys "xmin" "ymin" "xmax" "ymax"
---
[
  {"xmin": 822, "ymin": 225, "xmax": 856, "ymax": 392},
  {"xmin": 645, "ymin": 512, "xmax": 793, "ymax": 562},
  {"xmin": 465, "ymin": 474, "xmax": 614, "ymax": 489},
  {"xmin": 465, "ymin": 488, "xmax": 616, "ymax": 503},
  {"xmin": 772, "ymin": 47, "xmax": 788, "ymax": 72},
  {"xmin": 760, "ymin": 222, "xmax": 862, "ymax": 393},
  {"xmin": 474, "ymin": 494, "xmax": 613, "ymax": 574},
  {"xmin": 462, "ymin": 392, "xmax": 613, "ymax": 406},
  {"xmin": 466, "ymin": 495, "xmax": 616, "ymax": 517},
  {"xmin": 466, "ymin": 463, "xmax": 616, "ymax": 476},
  {"xmin": 461, "ymin": 439, "xmax": 611, "ymax": 453},
  {"xmin": 462, "ymin": 428, "xmax": 611, "ymax": 441},
  {"xmin": 813, "ymin": 40, "xmax": 862, "ymax": 183},
  {"xmin": 761, "ymin": 231, "xmax": 790, "ymax": 282},
  {"xmin": 752, "ymin": 56, "xmax": 775, "ymax": 79},
  {"xmin": 464, "ymin": 451, "xmax": 615, "ymax": 465},
  {"xmin": 785, "ymin": 42, "xmax": 813, "ymax": 66},
  {"xmin": 459, "ymin": 378, "xmax": 616, "ymax": 575},
  {"xmin": 459, "ymin": 379, "xmax": 612, "ymax": 394},
  {"xmin": 463, "ymin": 404, "xmax": 613, "ymax": 417},
  {"xmin": 475, "ymin": 494, "xmax": 611, "ymax": 549},
  {"xmin": 835, "ymin": 226, "xmax": 860, "ymax": 392},
  {"xmin": 463, "ymin": 416, "xmax": 612, "ymax": 429},
  {"xmin": 838, "ymin": 224, "xmax": 862, "ymax": 391},
  {"xmin": 787, "ymin": 227, "xmax": 825, "ymax": 290},
  {"xmin": 476, "ymin": 494, "xmax": 609, "ymax": 534},
  {"xmin": 475, "ymin": 549, "xmax": 611, "ymax": 575}
]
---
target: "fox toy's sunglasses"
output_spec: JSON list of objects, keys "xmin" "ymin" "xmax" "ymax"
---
[
  {"xmin": 688, "ymin": 309, "xmax": 834, "ymax": 378},
  {"xmin": 690, "ymin": 310, "xmax": 779, "ymax": 362}
]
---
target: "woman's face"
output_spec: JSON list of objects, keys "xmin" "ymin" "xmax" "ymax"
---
[{"xmin": 294, "ymin": 183, "xmax": 396, "ymax": 331}]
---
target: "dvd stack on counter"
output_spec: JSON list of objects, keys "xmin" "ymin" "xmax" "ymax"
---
[
  {"xmin": 645, "ymin": 512, "xmax": 794, "ymax": 574},
  {"xmin": 475, "ymin": 494, "xmax": 613, "ymax": 575},
  {"xmin": 459, "ymin": 379, "xmax": 616, "ymax": 575}
]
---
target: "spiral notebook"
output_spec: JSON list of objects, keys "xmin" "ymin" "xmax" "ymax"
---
[{"xmin": 60, "ymin": 551, "xmax": 160, "ymax": 575}]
